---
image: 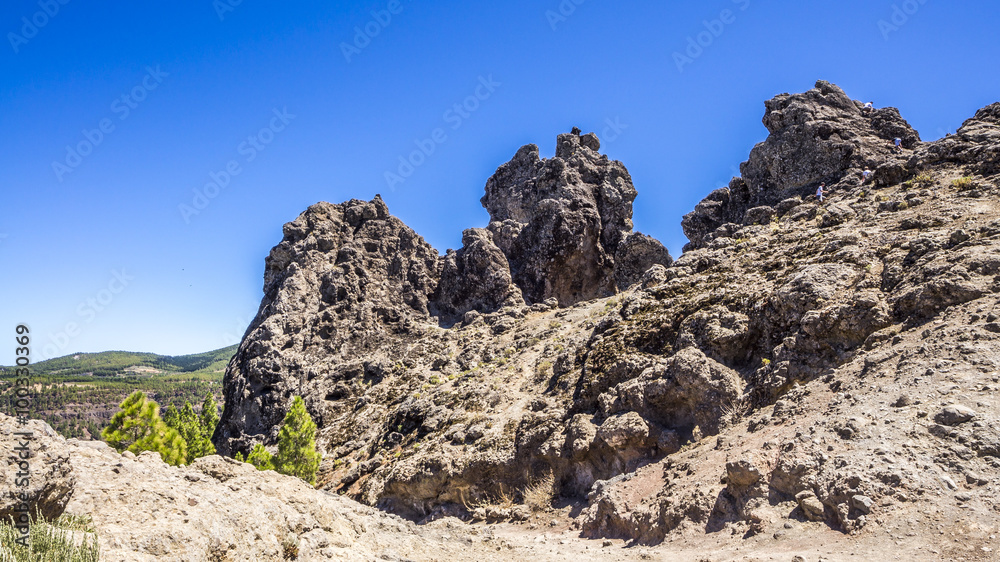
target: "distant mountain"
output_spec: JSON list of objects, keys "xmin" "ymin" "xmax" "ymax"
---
[
  {"xmin": 0, "ymin": 345, "xmax": 237, "ymax": 442},
  {"xmin": 2, "ymin": 345, "xmax": 238, "ymax": 378}
]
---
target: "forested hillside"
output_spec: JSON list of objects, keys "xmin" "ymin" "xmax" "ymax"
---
[{"xmin": 0, "ymin": 345, "xmax": 235, "ymax": 440}]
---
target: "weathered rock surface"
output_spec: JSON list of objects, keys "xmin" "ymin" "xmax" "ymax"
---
[
  {"xmin": 683, "ymin": 80, "xmax": 921, "ymax": 250},
  {"xmin": 0, "ymin": 414, "xmax": 610, "ymax": 561},
  {"xmin": 481, "ymin": 131, "xmax": 669, "ymax": 304},
  {"xmin": 208, "ymin": 80, "xmax": 1000, "ymax": 555}
]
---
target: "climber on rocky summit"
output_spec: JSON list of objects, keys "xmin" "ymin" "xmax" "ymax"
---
[
  {"xmin": 816, "ymin": 183, "xmax": 825, "ymax": 202},
  {"xmin": 863, "ymin": 101, "xmax": 874, "ymax": 114},
  {"xmin": 862, "ymin": 169, "xmax": 872, "ymax": 182},
  {"xmin": 894, "ymin": 137, "xmax": 903, "ymax": 151}
]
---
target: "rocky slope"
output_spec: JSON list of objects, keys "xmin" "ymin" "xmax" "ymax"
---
[
  {"xmin": 6, "ymin": 80, "xmax": 998, "ymax": 560},
  {"xmin": 211, "ymin": 81, "xmax": 1000, "ymax": 556}
]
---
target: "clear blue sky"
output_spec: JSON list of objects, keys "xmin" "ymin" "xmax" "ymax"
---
[{"xmin": 2, "ymin": 0, "xmax": 998, "ymax": 363}]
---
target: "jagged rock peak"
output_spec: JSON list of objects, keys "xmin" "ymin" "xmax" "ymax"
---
[
  {"xmin": 482, "ymin": 128, "xmax": 672, "ymax": 305},
  {"xmin": 683, "ymin": 80, "xmax": 922, "ymax": 250},
  {"xmin": 215, "ymin": 131, "xmax": 673, "ymax": 456}
]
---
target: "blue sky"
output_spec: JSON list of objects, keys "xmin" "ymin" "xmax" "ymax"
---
[{"xmin": 2, "ymin": 0, "xmax": 998, "ymax": 363}]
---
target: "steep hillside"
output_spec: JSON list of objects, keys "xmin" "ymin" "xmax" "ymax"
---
[
  {"xmin": 211, "ymin": 81, "xmax": 1000, "ymax": 557},
  {"xmin": 0, "ymin": 346, "xmax": 234, "ymax": 439}
]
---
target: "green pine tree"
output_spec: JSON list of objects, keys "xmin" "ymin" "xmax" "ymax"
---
[
  {"xmin": 101, "ymin": 391, "xmax": 187, "ymax": 466},
  {"xmin": 164, "ymin": 400, "xmax": 216, "ymax": 463},
  {"xmin": 273, "ymin": 396, "xmax": 321, "ymax": 485},
  {"xmin": 246, "ymin": 443, "xmax": 274, "ymax": 471},
  {"xmin": 200, "ymin": 392, "xmax": 220, "ymax": 438},
  {"xmin": 163, "ymin": 403, "xmax": 180, "ymax": 428},
  {"xmin": 234, "ymin": 451, "xmax": 245, "ymax": 462}
]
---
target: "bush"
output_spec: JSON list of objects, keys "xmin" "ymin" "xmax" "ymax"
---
[
  {"xmin": 0, "ymin": 514, "xmax": 100, "ymax": 562},
  {"xmin": 246, "ymin": 443, "xmax": 275, "ymax": 471},
  {"xmin": 523, "ymin": 472, "xmax": 556, "ymax": 512},
  {"xmin": 903, "ymin": 174, "xmax": 934, "ymax": 189},
  {"xmin": 952, "ymin": 176, "xmax": 975, "ymax": 190},
  {"xmin": 534, "ymin": 360, "xmax": 553, "ymax": 382}
]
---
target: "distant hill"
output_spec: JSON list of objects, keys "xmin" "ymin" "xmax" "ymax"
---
[
  {"xmin": 0, "ymin": 345, "xmax": 237, "ymax": 441},
  {"xmin": 2, "ymin": 345, "xmax": 238, "ymax": 379}
]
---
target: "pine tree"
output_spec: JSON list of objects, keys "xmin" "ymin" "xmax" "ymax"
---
[
  {"xmin": 246, "ymin": 443, "xmax": 274, "ymax": 471},
  {"xmin": 163, "ymin": 403, "xmax": 180, "ymax": 428},
  {"xmin": 101, "ymin": 391, "xmax": 187, "ymax": 466},
  {"xmin": 273, "ymin": 396, "xmax": 321, "ymax": 485},
  {"xmin": 164, "ymin": 400, "xmax": 216, "ymax": 463},
  {"xmin": 200, "ymin": 392, "xmax": 220, "ymax": 439}
]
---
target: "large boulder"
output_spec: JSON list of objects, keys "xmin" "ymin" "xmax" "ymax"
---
[
  {"xmin": 432, "ymin": 228, "xmax": 524, "ymax": 322},
  {"xmin": 214, "ymin": 196, "xmax": 441, "ymax": 457},
  {"xmin": 684, "ymin": 80, "xmax": 921, "ymax": 249},
  {"xmin": 481, "ymin": 130, "xmax": 642, "ymax": 305}
]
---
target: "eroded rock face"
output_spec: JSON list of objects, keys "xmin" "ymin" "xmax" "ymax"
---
[
  {"xmin": 914, "ymin": 102, "xmax": 1000, "ymax": 175},
  {"xmin": 216, "ymin": 131, "xmax": 671, "ymax": 461},
  {"xmin": 215, "ymin": 196, "xmax": 442, "ymax": 456},
  {"xmin": 482, "ymin": 130, "xmax": 667, "ymax": 304},
  {"xmin": 683, "ymin": 80, "xmax": 921, "ymax": 250},
  {"xmin": 215, "ymin": 83, "xmax": 1000, "ymax": 546},
  {"xmin": 432, "ymin": 228, "xmax": 524, "ymax": 323}
]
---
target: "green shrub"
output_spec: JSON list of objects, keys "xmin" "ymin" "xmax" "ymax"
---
[
  {"xmin": 0, "ymin": 514, "xmax": 100, "ymax": 562},
  {"xmin": 903, "ymin": 174, "xmax": 933, "ymax": 189},
  {"xmin": 246, "ymin": 443, "xmax": 275, "ymax": 471},
  {"xmin": 952, "ymin": 176, "xmax": 974, "ymax": 190}
]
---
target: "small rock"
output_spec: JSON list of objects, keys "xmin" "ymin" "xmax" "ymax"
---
[
  {"xmin": 795, "ymin": 491, "xmax": 825, "ymax": 521},
  {"xmin": 934, "ymin": 404, "xmax": 976, "ymax": 426},
  {"xmin": 949, "ymin": 229, "xmax": 971, "ymax": 245},
  {"xmin": 602, "ymin": 540, "xmax": 613, "ymax": 547},
  {"xmin": 851, "ymin": 495, "xmax": 874, "ymax": 514}
]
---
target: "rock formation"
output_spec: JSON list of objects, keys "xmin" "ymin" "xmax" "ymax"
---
[
  {"xmin": 214, "ymin": 129, "xmax": 672, "ymax": 458},
  {"xmin": 194, "ymin": 80, "xmax": 1000, "ymax": 552}
]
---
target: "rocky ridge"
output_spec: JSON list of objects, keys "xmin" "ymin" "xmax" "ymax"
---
[
  {"xmin": 210, "ymin": 83, "xmax": 1000, "ymax": 556},
  {"xmin": 5, "ymin": 80, "xmax": 999, "ymax": 560}
]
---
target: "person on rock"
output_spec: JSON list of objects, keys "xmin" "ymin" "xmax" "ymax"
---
[
  {"xmin": 894, "ymin": 137, "xmax": 903, "ymax": 152},
  {"xmin": 862, "ymin": 169, "xmax": 873, "ymax": 182},
  {"xmin": 863, "ymin": 101, "xmax": 874, "ymax": 114},
  {"xmin": 816, "ymin": 183, "xmax": 825, "ymax": 202}
]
